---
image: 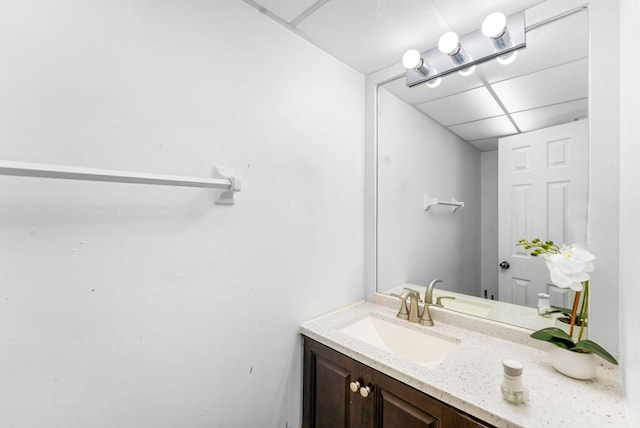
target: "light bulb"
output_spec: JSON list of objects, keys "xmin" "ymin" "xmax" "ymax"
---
[
  {"xmin": 497, "ymin": 50, "xmax": 518, "ymax": 65},
  {"xmin": 458, "ymin": 65, "xmax": 476, "ymax": 77},
  {"xmin": 439, "ymin": 31, "xmax": 467, "ymax": 65},
  {"xmin": 402, "ymin": 49, "xmax": 423, "ymax": 70},
  {"xmin": 425, "ymin": 77, "xmax": 442, "ymax": 88},
  {"xmin": 438, "ymin": 32, "xmax": 460, "ymax": 56},
  {"xmin": 482, "ymin": 12, "xmax": 507, "ymax": 39},
  {"xmin": 483, "ymin": 12, "xmax": 511, "ymax": 49}
]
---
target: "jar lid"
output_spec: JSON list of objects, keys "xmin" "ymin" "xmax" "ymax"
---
[{"xmin": 503, "ymin": 359, "xmax": 523, "ymax": 376}]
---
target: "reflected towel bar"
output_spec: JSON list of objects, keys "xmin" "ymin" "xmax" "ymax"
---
[
  {"xmin": 0, "ymin": 160, "xmax": 242, "ymax": 205},
  {"xmin": 423, "ymin": 194, "xmax": 464, "ymax": 213}
]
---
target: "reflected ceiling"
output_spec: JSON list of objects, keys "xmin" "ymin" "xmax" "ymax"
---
[{"xmin": 242, "ymin": 0, "xmax": 589, "ymax": 151}]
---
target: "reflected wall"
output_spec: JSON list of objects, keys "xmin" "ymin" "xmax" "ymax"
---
[{"xmin": 377, "ymin": 88, "xmax": 481, "ymax": 296}]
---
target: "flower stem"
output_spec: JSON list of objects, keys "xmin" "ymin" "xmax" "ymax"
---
[
  {"xmin": 578, "ymin": 280, "xmax": 589, "ymax": 341},
  {"xmin": 569, "ymin": 290, "xmax": 581, "ymax": 337}
]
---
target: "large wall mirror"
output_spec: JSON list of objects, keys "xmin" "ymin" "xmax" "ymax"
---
[{"xmin": 376, "ymin": 5, "xmax": 589, "ymax": 331}]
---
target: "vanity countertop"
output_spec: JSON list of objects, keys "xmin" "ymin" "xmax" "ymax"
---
[{"xmin": 300, "ymin": 300, "xmax": 627, "ymax": 428}]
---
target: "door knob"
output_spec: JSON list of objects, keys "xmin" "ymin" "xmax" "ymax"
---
[
  {"xmin": 359, "ymin": 385, "xmax": 372, "ymax": 398},
  {"xmin": 349, "ymin": 381, "xmax": 361, "ymax": 393},
  {"xmin": 499, "ymin": 261, "xmax": 510, "ymax": 269}
]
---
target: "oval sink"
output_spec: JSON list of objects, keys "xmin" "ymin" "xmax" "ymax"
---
[{"xmin": 339, "ymin": 315, "xmax": 459, "ymax": 365}]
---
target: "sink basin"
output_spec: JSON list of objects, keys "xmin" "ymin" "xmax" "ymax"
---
[
  {"xmin": 438, "ymin": 298, "xmax": 493, "ymax": 317},
  {"xmin": 339, "ymin": 315, "xmax": 459, "ymax": 365}
]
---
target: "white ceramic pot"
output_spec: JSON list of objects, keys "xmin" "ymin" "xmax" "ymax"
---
[{"xmin": 549, "ymin": 346, "xmax": 597, "ymax": 380}]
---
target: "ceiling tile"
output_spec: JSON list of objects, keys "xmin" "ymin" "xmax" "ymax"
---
[
  {"xmin": 416, "ymin": 86, "xmax": 505, "ymax": 126},
  {"xmin": 479, "ymin": 9, "xmax": 588, "ymax": 83},
  {"xmin": 489, "ymin": 58, "xmax": 588, "ymax": 113},
  {"xmin": 511, "ymin": 98, "xmax": 588, "ymax": 133},
  {"xmin": 448, "ymin": 116, "xmax": 517, "ymax": 140},
  {"xmin": 250, "ymin": 0, "xmax": 319, "ymax": 23},
  {"xmin": 296, "ymin": 0, "xmax": 446, "ymax": 73}
]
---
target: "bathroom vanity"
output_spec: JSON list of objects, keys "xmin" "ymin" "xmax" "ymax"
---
[
  {"xmin": 303, "ymin": 337, "xmax": 489, "ymax": 427},
  {"xmin": 300, "ymin": 298, "xmax": 627, "ymax": 427}
]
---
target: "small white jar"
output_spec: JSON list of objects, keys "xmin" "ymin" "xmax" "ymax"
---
[
  {"xmin": 501, "ymin": 359, "xmax": 525, "ymax": 404},
  {"xmin": 537, "ymin": 293, "xmax": 551, "ymax": 315}
]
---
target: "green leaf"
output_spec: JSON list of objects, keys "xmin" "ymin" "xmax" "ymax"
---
[
  {"xmin": 531, "ymin": 328, "xmax": 618, "ymax": 365},
  {"xmin": 530, "ymin": 327, "xmax": 575, "ymax": 349},
  {"xmin": 574, "ymin": 340, "xmax": 619, "ymax": 365},
  {"xmin": 532, "ymin": 327, "xmax": 571, "ymax": 340}
]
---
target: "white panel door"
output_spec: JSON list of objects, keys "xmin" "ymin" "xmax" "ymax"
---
[{"xmin": 498, "ymin": 120, "xmax": 588, "ymax": 307}]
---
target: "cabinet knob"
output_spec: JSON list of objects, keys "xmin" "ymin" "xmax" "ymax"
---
[
  {"xmin": 349, "ymin": 381, "xmax": 361, "ymax": 393},
  {"xmin": 499, "ymin": 261, "xmax": 510, "ymax": 270},
  {"xmin": 359, "ymin": 385, "xmax": 372, "ymax": 398}
]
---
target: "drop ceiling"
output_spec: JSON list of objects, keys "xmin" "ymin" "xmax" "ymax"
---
[{"xmin": 242, "ymin": 0, "xmax": 589, "ymax": 151}]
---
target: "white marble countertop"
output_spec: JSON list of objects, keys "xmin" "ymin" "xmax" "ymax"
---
[{"xmin": 300, "ymin": 298, "xmax": 627, "ymax": 428}]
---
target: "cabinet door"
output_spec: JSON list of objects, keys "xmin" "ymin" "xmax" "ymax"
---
[
  {"xmin": 303, "ymin": 338, "xmax": 364, "ymax": 428},
  {"xmin": 378, "ymin": 388, "xmax": 438, "ymax": 428},
  {"xmin": 365, "ymin": 365, "xmax": 456, "ymax": 428},
  {"xmin": 454, "ymin": 412, "xmax": 494, "ymax": 428}
]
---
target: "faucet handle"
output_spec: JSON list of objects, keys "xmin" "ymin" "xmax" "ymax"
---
[
  {"xmin": 419, "ymin": 303, "xmax": 435, "ymax": 326},
  {"xmin": 391, "ymin": 291, "xmax": 411, "ymax": 320},
  {"xmin": 435, "ymin": 296, "xmax": 456, "ymax": 306}
]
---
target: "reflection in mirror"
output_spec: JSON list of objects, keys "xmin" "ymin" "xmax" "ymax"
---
[{"xmin": 376, "ymin": 5, "xmax": 589, "ymax": 331}]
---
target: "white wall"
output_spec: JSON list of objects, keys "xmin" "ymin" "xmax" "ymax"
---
[
  {"xmin": 619, "ymin": 0, "xmax": 640, "ymax": 425},
  {"xmin": 480, "ymin": 151, "xmax": 498, "ymax": 300},
  {"xmin": 0, "ymin": 1, "xmax": 365, "ymax": 427},
  {"xmin": 589, "ymin": 0, "xmax": 620, "ymax": 357},
  {"xmin": 377, "ymin": 88, "xmax": 481, "ymax": 295}
]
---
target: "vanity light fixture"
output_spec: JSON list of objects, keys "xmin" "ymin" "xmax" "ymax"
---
[{"xmin": 403, "ymin": 11, "xmax": 526, "ymax": 88}]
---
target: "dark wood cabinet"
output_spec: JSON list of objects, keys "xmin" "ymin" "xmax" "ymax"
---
[{"xmin": 303, "ymin": 336, "xmax": 493, "ymax": 428}]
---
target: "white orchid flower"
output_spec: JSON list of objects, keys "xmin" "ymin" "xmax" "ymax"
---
[{"xmin": 544, "ymin": 245, "xmax": 595, "ymax": 291}]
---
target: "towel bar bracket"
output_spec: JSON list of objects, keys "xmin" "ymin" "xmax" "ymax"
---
[{"xmin": 213, "ymin": 166, "xmax": 242, "ymax": 205}]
